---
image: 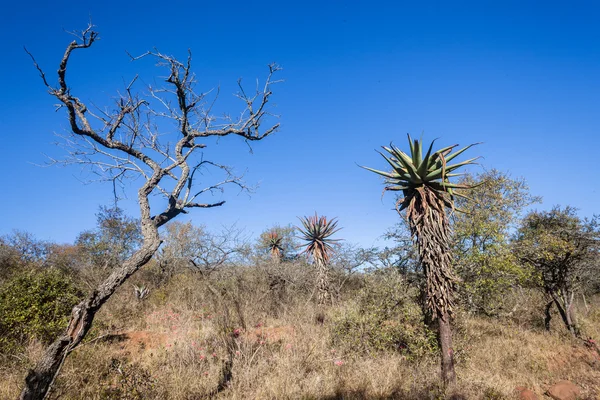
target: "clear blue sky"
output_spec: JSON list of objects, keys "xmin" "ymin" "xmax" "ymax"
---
[{"xmin": 1, "ymin": 1, "xmax": 599, "ymax": 248}]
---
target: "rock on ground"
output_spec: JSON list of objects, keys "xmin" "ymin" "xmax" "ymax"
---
[
  {"xmin": 515, "ymin": 386, "xmax": 539, "ymax": 400},
  {"xmin": 546, "ymin": 380, "xmax": 581, "ymax": 400}
]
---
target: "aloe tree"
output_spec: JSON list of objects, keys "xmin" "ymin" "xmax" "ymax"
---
[
  {"xmin": 258, "ymin": 225, "xmax": 297, "ymax": 263},
  {"xmin": 265, "ymin": 231, "xmax": 285, "ymax": 262},
  {"xmin": 363, "ymin": 134, "xmax": 478, "ymax": 385},
  {"xmin": 297, "ymin": 214, "xmax": 342, "ymax": 305}
]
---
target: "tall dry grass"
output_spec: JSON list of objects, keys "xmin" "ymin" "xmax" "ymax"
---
[{"xmin": 2, "ymin": 262, "xmax": 599, "ymax": 399}]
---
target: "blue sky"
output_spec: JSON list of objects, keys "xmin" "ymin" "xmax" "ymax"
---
[{"xmin": 1, "ymin": 1, "xmax": 599, "ymax": 248}]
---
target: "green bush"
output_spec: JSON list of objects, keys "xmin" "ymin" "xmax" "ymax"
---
[
  {"xmin": 0, "ymin": 267, "xmax": 82, "ymax": 354},
  {"xmin": 331, "ymin": 269, "xmax": 437, "ymax": 358},
  {"xmin": 458, "ymin": 251, "xmax": 534, "ymax": 317}
]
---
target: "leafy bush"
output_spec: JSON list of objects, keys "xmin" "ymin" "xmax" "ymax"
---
[
  {"xmin": 459, "ymin": 251, "xmax": 534, "ymax": 317},
  {"xmin": 331, "ymin": 269, "xmax": 437, "ymax": 358},
  {"xmin": 0, "ymin": 240, "xmax": 21, "ymax": 283},
  {"xmin": 0, "ymin": 267, "xmax": 82, "ymax": 354}
]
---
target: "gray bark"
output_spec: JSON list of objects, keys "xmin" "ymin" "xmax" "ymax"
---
[
  {"xmin": 549, "ymin": 289, "xmax": 578, "ymax": 337},
  {"xmin": 438, "ymin": 311, "xmax": 456, "ymax": 386},
  {"xmin": 316, "ymin": 258, "xmax": 331, "ymax": 306}
]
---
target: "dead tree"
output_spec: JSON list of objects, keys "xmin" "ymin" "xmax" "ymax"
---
[{"xmin": 21, "ymin": 25, "xmax": 280, "ymax": 400}]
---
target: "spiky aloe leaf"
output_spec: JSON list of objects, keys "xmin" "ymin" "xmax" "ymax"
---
[
  {"xmin": 417, "ymin": 138, "xmax": 438, "ymax": 177},
  {"xmin": 376, "ymin": 151, "xmax": 412, "ymax": 180},
  {"xmin": 443, "ymin": 142, "xmax": 482, "ymax": 164},
  {"xmin": 386, "ymin": 144, "xmax": 421, "ymax": 183},
  {"xmin": 412, "ymin": 134, "xmax": 423, "ymax": 167},
  {"xmin": 425, "ymin": 157, "xmax": 480, "ymax": 180},
  {"xmin": 361, "ymin": 166, "xmax": 401, "ymax": 180}
]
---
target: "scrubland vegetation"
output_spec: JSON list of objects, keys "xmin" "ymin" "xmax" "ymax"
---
[{"xmin": 1, "ymin": 177, "xmax": 599, "ymax": 399}]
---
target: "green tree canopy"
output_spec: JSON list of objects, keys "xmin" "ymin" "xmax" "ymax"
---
[
  {"xmin": 75, "ymin": 206, "xmax": 142, "ymax": 269},
  {"xmin": 450, "ymin": 169, "xmax": 541, "ymax": 315}
]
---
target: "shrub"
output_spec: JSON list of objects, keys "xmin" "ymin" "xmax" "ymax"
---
[
  {"xmin": 458, "ymin": 251, "xmax": 534, "ymax": 317},
  {"xmin": 0, "ymin": 267, "xmax": 82, "ymax": 354},
  {"xmin": 0, "ymin": 238, "xmax": 26, "ymax": 283},
  {"xmin": 330, "ymin": 269, "xmax": 437, "ymax": 358}
]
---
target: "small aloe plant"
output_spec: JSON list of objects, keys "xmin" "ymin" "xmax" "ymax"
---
[
  {"xmin": 266, "ymin": 231, "xmax": 284, "ymax": 262},
  {"xmin": 133, "ymin": 284, "xmax": 150, "ymax": 301}
]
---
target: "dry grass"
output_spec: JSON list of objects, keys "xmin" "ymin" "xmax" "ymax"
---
[
  {"xmin": 453, "ymin": 314, "xmax": 600, "ymax": 399},
  {"xmin": 2, "ymin": 267, "xmax": 599, "ymax": 400}
]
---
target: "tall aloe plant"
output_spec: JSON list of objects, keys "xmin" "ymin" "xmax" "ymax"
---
[
  {"xmin": 363, "ymin": 134, "xmax": 478, "ymax": 385},
  {"xmin": 297, "ymin": 213, "xmax": 342, "ymax": 305}
]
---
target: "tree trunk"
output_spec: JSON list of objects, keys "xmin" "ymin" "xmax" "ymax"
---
[
  {"xmin": 550, "ymin": 290, "xmax": 578, "ymax": 337},
  {"xmin": 438, "ymin": 311, "xmax": 456, "ymax": 386},
  {"xmin": 19, "ymin": 238, "xmax": 161, "ymax": 400},
  {"xmin": 544, "ymin": 300, "xmax": 553, "ymax": 331},
  {"xmin": 582, "ymin": 292, "xmax": 589, "ymax": 314},
  {"xmin": 316, "ymin": 259, "xmax": 331, "ymax": 306},
  {"xmin": 552, "ymin": 298, "xmax": 571, "ymax": 334},
  {"xmin": 565, "ymin": 291, "xmax": 578, "ymax": 337}
]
